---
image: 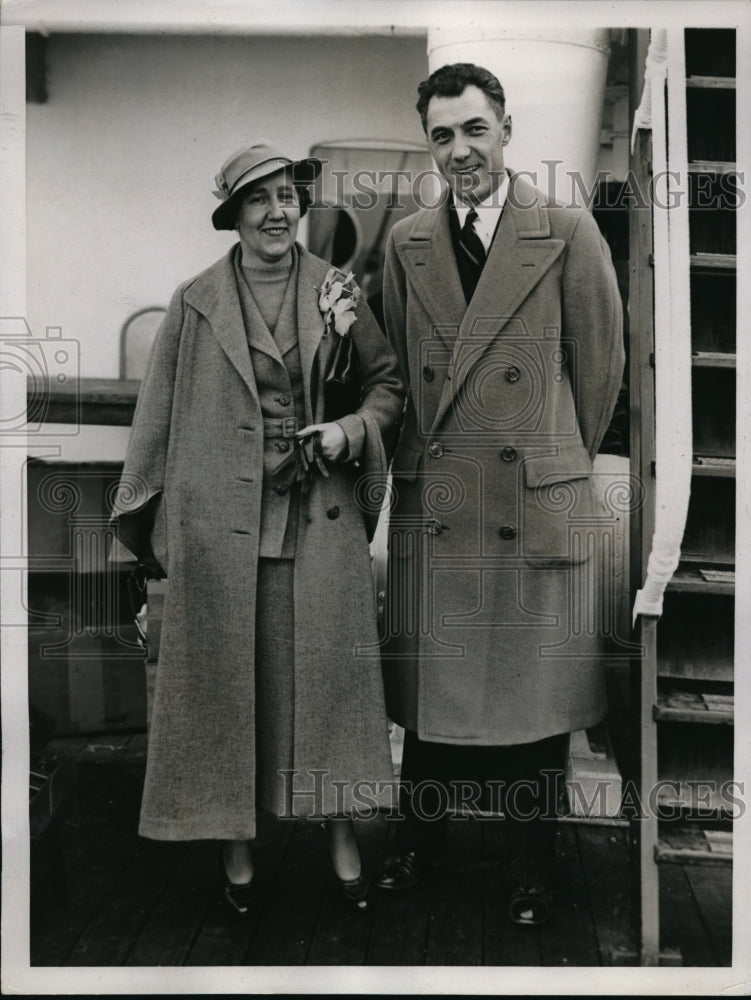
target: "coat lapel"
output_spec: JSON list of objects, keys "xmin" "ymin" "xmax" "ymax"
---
[
  {"xmin": 429, "ymin": 176, "xmax": 566, "ymax": 433},
  {"xmin": 296, "ymin": 247, "xmax": 329, "ymax": 424},
  {"xmin": 397, "ymin": 207, "xmax": 466, "ymax": 348},
  {"xmin": 183, "ymin": 245, "xmax": 260, "ymax": 405}
]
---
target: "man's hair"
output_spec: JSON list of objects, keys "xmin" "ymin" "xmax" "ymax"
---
[{"xmin": 416, "ymin": 63, "xmax": 506, "ymax": 132}]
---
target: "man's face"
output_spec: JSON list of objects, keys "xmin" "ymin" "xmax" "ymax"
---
[{"xmin": 425, "ymin": 84, "xmax": 512, "ymax": 205}]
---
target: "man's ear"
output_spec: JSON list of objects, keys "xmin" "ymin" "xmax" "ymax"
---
[{"xmin": 502, "ymin": 114, "xmax": 512, "ymax": 145}]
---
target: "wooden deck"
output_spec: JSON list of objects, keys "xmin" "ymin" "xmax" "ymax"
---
[{"xmin": 30, "ymin": 736, "xmax": 731, "ymax": 968}]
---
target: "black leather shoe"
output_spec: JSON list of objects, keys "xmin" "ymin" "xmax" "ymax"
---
[
  {"xmin": 223, "ymin": 878, "xmax": 254, "ymax": 916},
  {"xmin": 507, "ymin": 884, "xmax": 554, "ymax": 926},
  {"xmin": 338, "ymin": 872, "xmax": 370, "ymax": 912},
  {"xmin": 374, "ymin": 850, "xmax": 443, "ymax": 891}
]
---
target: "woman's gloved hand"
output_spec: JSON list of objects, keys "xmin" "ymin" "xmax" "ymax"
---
[{"xmin": 297, "ymin": 422, "xmax": 347, "ymax": 462}]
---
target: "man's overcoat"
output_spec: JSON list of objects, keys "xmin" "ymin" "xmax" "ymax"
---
[
  {"xmin": 112, "ymin": 244, "xmax": 404, "ymax": 840},
  {"xmin": 381, "ymin": 174, "xmax": 624, "ymax": 746}
]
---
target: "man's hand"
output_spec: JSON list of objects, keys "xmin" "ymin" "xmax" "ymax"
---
[{"xmin": 297, "ymin": 422, "xmax": 347, "ymax": 462}]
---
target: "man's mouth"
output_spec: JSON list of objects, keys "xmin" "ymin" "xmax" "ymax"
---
[{"xmin": 453, "ymin": 164, "xmax": 482, "ymax": 175}]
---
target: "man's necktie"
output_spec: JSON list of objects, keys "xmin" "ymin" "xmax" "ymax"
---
[{"xmin": 459, "ymin": 208, "xmax": 486, "ymax": 268}]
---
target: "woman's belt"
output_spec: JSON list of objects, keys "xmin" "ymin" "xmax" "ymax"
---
[{"xmin": 263, "ymin": 417, "xmax": 299, "ymax": 438}]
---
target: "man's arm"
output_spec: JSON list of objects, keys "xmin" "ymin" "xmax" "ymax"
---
[{"xmin": 562, "ymin": 209, "xmax": 625, "ymax": 458}]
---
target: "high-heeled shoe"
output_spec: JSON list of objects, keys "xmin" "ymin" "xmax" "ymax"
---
[
  {"xmin": 337, "ymin": 871, "xmax": 370, "ymax": 912},
  {"xmin": 222, "ymin": 876, "xmax": 254, "ymax": 916},
  {"xmin": 321, "ymin": 819, "xmax": 370, "ymax": 912}
]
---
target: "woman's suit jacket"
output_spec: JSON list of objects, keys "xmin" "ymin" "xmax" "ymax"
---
[
  {"xmin": 381, "ymin": 173, "xmax": 625, "ymax": 745},
  {"xmin": 112, "ymin": 244, "xmax": 404, "ymax": 840}
]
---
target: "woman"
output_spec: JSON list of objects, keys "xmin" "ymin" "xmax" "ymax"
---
[{"xmin": 112, "ymin": 140, "xmax": 404, "ymax": 914}]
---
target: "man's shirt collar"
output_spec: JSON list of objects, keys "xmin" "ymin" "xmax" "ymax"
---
[{"xmin": 453, "ymin": 171, "xmax": 509, "ymax": 252}]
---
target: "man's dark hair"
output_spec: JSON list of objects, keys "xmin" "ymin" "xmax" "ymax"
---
[{"xmin": 416, "ymin": 63, "xmax": 506, "ymax": 132}]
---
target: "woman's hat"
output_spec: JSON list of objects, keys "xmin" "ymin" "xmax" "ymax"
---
[{"xmin": 211, "ymin": 140, "xmax": 322, "ymax": 230}]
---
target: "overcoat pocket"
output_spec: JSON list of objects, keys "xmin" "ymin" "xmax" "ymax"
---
[{"xmin": 521, "ymin": 444, "xmax": 595, "ymax": 565}]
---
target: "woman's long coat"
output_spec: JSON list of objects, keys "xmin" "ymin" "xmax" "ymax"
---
[
  {"xmin": 112, "ymin": 244, "xmax": 404, "ymax": 841},
  {"xmin": 381, "ymin": 174, "xmax": 624, "ymax": 746}
]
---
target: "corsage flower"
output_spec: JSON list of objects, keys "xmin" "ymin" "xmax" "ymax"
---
[{"xmin": 318, "ymin": 268, "xmax": 361, "ymax": 337}]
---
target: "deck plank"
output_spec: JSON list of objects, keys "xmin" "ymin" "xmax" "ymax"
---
[
  {"xmin": 538, "ymin": 823, "xmax": 600, "ymax": 966},
  {"xmin": 124, "ymin": 840, "xmax": 217, "ymax": 966},
  {"xmin": 243, "ymin": 819, "xmax": 328, "ymax": 966},
  {"xmin": 659, "ymin": 864, "xmax": 718, "ymax": 965},
  {"xmin": 683, "ymin": 864, "xmax": 733, "ymax": 966},
  {"xmin": 577, "ymin": 824, "xmax": 636, "ymax": 964},
  {"xmin": 186, "ymin": 814, "xmax": 297, "ymax": 967},
  {"xmin": 65, "ymin": 837, "xmax": 186, "ymax": 965},
  {"xmin": 424, "ymin": 818, "xmax": 484, "ymax": 966},
  {"xmin": 30, "ymin": 770, "xmax": 144, "ymax": 966}
]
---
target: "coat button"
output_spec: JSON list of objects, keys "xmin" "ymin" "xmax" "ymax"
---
[
  {"xmin": 275, "ymin": 485, "xmax": 288, "ymax": 496},
  {"xmin": 275, "ymin": 440, "xmax": 290, "ymax": 452},
  {"xmin": 425, "ymin": 518, "xmax": 443, "ymax": 535},
  {"xmin": 499, "ymin": 524, "xmax": 517, "ymax": 540},
  {"xmin": 500, "ymin": 446, "xmax": 517, "ymax": 462},
  {"xmin": 276, "ymin": 394, "xmax": 291, "ymax": 406},
  {"xmin": 505, "ymin": 365, "xmax": 522, "ymax": 383},
  {"xmin": 327, "ymin": 506, "xmax": 340, "ymax": 520},
  {"xmin": 428, "ymin": 441, "xmax": 444, "ymax": 459},
  {"xmin": 423, "ymin": 365, "xmax": 435, "ymax": 382}
]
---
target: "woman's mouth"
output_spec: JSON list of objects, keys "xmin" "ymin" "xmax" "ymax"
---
[{"xmin": 263, "ymin": 226, "xmax": 288, "ymax": 237}]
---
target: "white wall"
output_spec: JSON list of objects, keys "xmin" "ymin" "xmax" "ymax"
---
[{"xmin": 26, "ymin": 32, "xmax": 428, "ymax": 379}]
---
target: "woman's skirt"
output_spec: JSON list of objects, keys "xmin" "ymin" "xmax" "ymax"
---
[{"xmin": 254, "ymin": 557, "xmax": 296, "ymax": 817}]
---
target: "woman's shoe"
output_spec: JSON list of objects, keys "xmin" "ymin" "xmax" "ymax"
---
[
  {"xmin": 223, "ymin": 877, "xmax": 254, "ymax": 916},
  {"xmin": 337, "ymin": 871, "xmax": 370, "ymax": 912}
]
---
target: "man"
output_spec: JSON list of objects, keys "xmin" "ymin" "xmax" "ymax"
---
[{"xmin": 376, "ymin": 63, "xmax": 624, "ymax": 925}]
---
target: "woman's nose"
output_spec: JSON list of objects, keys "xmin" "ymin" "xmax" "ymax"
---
[{"xmin": 266, "ymin": 197, "xmax": 284, "ymax": 219}]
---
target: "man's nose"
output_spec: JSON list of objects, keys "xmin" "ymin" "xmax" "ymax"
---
[{"xmin": 451, "ymin": 138, "xmax": 471, "ymax": 162}]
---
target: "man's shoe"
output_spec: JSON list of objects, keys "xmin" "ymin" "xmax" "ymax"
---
[
  {"xmin": 507, "ymin": 884, "xmax": 554, "ymax": 926},
  {"xmin": 374, "ymin": 849, "xmax": 446, "ymax": 891}
]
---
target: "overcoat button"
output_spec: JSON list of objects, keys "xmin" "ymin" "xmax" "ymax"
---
[
  {"xmin": 499, "ymin": 524, "xmax": 517, "ymax": 540},
  {"xmin": 505, "ymin": 365, "xmax": 522, "ymax": 383},
  {"xmin": 500, "ymin": 446, "xmax": 517, "ymax": 462},
  {"xmin": 428, "ymin": 441, "xmax": 444, "ymax": 459},
  {"xmin": 275, "ymin": 440, "xmax": 290, "ymax": 452},
  {"xmin": 275, "ymin": 485, "xmax": 288, "ymax": 496},
  {"xmin": 277, "ymin": 394, "xmax": 291, "ymax": 406},
  {"xmin": 425, "ymin": 518, "xmax": 443, "ymax": 535},
  {"xmin": 423, "ymin": 365, "xmax": 435, "ymax": 382},
  {"xmin": 327, "ymin": 506, "xmax": 340, "ymax": 520}
]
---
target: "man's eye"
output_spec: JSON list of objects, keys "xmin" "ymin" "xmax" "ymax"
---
[
  {"xmin": 467, "ymin": 125, "xmax": 487, "ymax": 135},
  {"xmin": 433, "ymin": 133, "xmax": 450, "ymax": 145}
]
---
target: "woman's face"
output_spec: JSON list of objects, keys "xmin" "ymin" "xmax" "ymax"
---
[{"xmin": 236, "ymin": 169, "xmax": 301, "ymax": 266}]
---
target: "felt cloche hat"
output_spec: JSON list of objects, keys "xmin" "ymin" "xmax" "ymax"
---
[{"xmin": 211, "ymin": 139, "xmax": 322, "ymax": 230}]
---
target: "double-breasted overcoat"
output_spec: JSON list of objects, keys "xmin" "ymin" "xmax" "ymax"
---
[
  {"xmin": 381, "ymin": 174, "xmax": 624, "ymax": 746},
  {"xmin": 112, "ymin": 244, "xmax": 404, "ymax": 840}
]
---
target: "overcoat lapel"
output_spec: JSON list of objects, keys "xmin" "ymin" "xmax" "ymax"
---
[
  {"xmin": 429, "ymin": 177, "xmax": 566, "ymax": 433},
  {"xmin": 183, "ymin": 245, "xmax": 260, "ymax": 406},
  {"xmin": 398, "ymin": 208, "xmax": 466, "ymax": 348}
]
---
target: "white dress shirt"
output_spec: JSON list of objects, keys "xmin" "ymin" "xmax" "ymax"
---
[{"xmin": 454, "ymin": 171, "xmax": 510, "ymax": 254}]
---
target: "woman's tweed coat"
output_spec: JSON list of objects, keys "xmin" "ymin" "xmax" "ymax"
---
[{"xmin": 112, "ymin": 244, "xmax": 405, "ymax": 841}]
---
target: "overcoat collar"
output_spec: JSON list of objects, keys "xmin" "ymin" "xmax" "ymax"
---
[
  {"xmin": 397, "ymin": 174, "xmax": 566, "ymax": 433},
  {"xmin": 184, "ymin": 244, "xmax": 329, "ymax": 424}
]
